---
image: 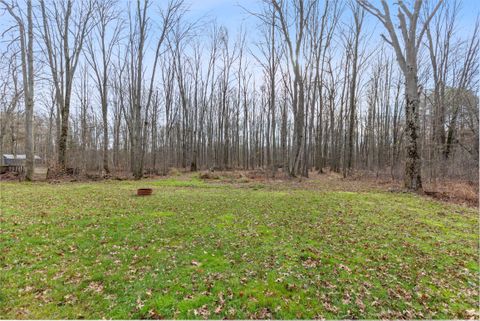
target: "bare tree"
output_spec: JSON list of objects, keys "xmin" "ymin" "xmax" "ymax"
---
[
  {"xmin": 359, "ymin": 0, "xmax": 443, "ymax": 190},
  {"xmin": 86, "ymin": 0, "xmax": 122, "ymax": 174},
  {"xmin": 0, "ymin": 0, "xmax": 476, "ymax": 187},
  {"xmin": 40, "ymin": 0, "xmax": 95, "ymax": 170},
  {"xmin": 1, "ymin": 0, "xmax": 35, "ymax": 180},
  {"xmin": 345, "ymin": 2, "xmax": 364, "ymax": 176},
  {"xmin": 252, "ymin": 3, "xmax": 281, "ymax": 172},
  {"xmin": 0, "ymin": 53, "xmax": 22, "ymax": 162},
  {"xmin": 125, "ymin": 0, "xmax": 184, "ymax": 179},
  {"xmin": 269, "ymin": 0, "xmax": 317, "ymax": 177}
]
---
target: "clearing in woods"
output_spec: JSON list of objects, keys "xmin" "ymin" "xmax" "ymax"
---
[{"xmin": 0, "ymin": 173, "xmax": 478, "ymax": 319}]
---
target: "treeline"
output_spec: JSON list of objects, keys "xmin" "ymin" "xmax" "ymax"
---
[{"xmin": 0, "ymin": 0, "xmax": 478, "ymax": 189}]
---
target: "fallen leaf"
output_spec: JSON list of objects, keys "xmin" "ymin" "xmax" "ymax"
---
[
  {"xmin": 191, "ymin": 260, "xmax": 201, "ymax": 267},
  {"xmin": 193, "ymin": 305, "xmax": 210, "ymax": 318}
]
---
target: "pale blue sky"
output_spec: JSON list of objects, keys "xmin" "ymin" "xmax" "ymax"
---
[
  {"xmin": 1, "ymin": 0, "xmax": 478, "ymax": 114},
  {"xmin": 1, "ymin": 0, "xmax": 478, "ymax": 49},
  {"xmin": 186, "ymin": 0, "xmax": 479, "ymax": 39},
  {"xmin": 187, "ymin": 0, "xmax": 260, "ymax": 35}
]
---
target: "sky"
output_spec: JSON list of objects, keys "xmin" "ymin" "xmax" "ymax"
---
[
  {"xmin": 189, "ymin": 0, "xmax": 259, "ymax": 26},
  {"xmin": 1, "ymin": 0, "xmax": 479, "ymax": 86},
  {"xmin": 1, "ymin": 0, "xmax": 478, "ymax": 115},
  {"xmin": 185, "ymin": 0, "xmax": 479, "ymax": 37},
  {"xmin": 1, "ymin": 0, "xmax": 478, "ymax": 52}
]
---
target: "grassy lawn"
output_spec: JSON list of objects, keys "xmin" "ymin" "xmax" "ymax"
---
[{"xmin": 0, "ymin": 175, "xmax": 478, "ymax": 319}]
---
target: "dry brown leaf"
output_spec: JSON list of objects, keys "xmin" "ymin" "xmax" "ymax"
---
[{"xmin": 191, "ymin": 260, "xmax": 201, "ymax": 267}]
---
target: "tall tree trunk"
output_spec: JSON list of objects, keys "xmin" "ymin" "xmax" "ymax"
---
[{"xmin": 404, "ymin": 67, "xmax": 422, "ymax": 190}]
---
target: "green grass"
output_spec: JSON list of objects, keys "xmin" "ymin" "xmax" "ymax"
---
[{"xmin": 0, "ymin": 177, "xmax": 478, "ymax": 319}]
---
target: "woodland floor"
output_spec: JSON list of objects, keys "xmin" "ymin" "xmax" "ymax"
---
[{"xmin": 0, "ymin": 173, "xmax": 479, "ymax": 319}]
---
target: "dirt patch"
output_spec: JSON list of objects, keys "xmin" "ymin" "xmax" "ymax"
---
[
  {"xmin": 199, "ymin": 172, "xmax": 220, "ymax": 180},
  {"xmin": 205, "ymin": 169, "xmax": 478, "ymax": 207},
  {"xmin": 0, "ymin": 171, "xmax": 22, "ymax": 181},
  {"xmin": 17, "ymin": 166, "xmax": 477, "ymax": 207},
  {"xmin": 422, "ymin": 180, "xmax": 478, "ymax": 207}
]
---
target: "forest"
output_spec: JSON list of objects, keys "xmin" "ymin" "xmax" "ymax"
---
[
  {"xmin": 0, "ymin": 0, "xmax": 479, "ymax": 319},
  {"xmin": 0, "ymin": 0, "xmax": 478, "ymax": 190}
]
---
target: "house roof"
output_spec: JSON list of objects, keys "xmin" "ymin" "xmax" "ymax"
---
[{"xmin": 3, "ymin": 154, "xmax": 41, "ymax": 160}]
